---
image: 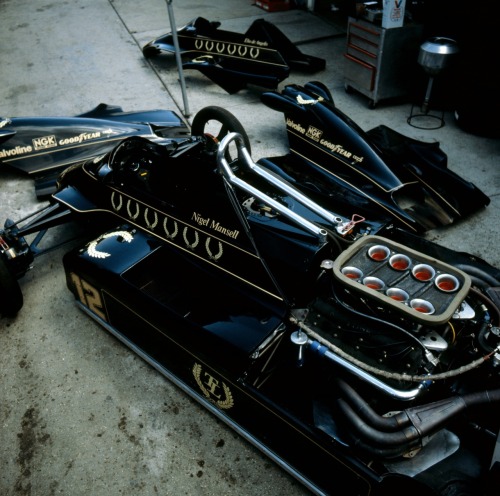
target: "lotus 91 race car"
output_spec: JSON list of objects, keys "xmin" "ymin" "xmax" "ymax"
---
[{"xmin": 1, "ymin": 102, "xmax": 499, "ymax": 496}]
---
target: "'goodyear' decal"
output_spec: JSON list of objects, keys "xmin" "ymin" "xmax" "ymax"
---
[{"xmin": 59, "ymin": 131, "xmax": 101, "ymax": 145}]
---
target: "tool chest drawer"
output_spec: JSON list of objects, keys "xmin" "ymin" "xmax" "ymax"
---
[
  {"xmin": 344, "ymin": 54, "xmax": 376, "ymax": 91},
  {"xmin": 347, "ymin": 22, "xmax": 381, "ymax": 56},
  {"xmin": 348, "ymin": 21, "xmax": 381, "ymax": 46},
  {"xmin": 346, "ymin": 43, "xmax": 377, "ymax": 66},
  {"xmin": 343, "ymin": 17, "xmax": 423, "ymax": 108}
]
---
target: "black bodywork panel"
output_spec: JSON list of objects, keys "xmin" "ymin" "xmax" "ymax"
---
[
  {"xmin": 260, "ymin": 82, "xmax": 490, "ymax": 233},
  {"xmin": 0, "ymin": 104, "xmax": 188, "ymax": 197},
  {"xmin": 143, "ymin": 17, "xmax": 326, "ymax": 93}
]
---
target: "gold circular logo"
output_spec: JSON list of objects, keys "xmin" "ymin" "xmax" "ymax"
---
[{"xmin": 192, "ymin": 363, "xmax": 234, "ymax": 409}]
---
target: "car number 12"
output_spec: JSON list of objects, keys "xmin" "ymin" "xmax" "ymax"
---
[{"xmin": 69, "ymin": 272, "xmax": 107, "ymax": 321}]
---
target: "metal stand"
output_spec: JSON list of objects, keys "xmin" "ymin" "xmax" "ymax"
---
[
  {"xmin": 165, "ymin": 0, "xmax": 190, "ymax": 117},
  {"xmin": 407, "ymin": 75, "xmax": 445, "ymax": 130},
  {"xmin": 408, "ymin": 37, "xmax": 459, "ymax": 131}
]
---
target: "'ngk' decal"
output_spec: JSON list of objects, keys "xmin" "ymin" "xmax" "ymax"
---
[
  {"xmin": 306, "ymin": 126, "xmax": 322, "ymax": 142},
  {"xmin": 33, "ymin": 135, "xmax": 57, "ymax": 150}
]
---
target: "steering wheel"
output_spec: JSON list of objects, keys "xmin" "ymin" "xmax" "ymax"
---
[
  {"xmin": 109, "ymin": 137, "xmax": 155, "ymax": 174},
  {"xmin": 191, "ymin": 106, "xmax": 251, "ymax": 161}
]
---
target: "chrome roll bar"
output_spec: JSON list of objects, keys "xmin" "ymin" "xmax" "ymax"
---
[{"xmin": 217, "ymin": 132, "xmax": 332, "ymax": 242}]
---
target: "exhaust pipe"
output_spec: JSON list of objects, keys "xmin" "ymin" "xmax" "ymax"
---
[{"xmin": 334, "ymin": 379, "xmax": 500, "ymax": 458}]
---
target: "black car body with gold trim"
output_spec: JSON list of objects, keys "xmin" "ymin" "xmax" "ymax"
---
[
  {"xmin": 1, "ymin": 105, "xmax": 499, "ymax": 496},
  {"xmin": 261, "ymin": 83, "xmax": 490, "ymax": 233},
  {"xmin": 143, "ymin": 17, "xmax": 326, "ymax": 93},
  {"xmin": 0, "ymin": 103, "xmax": 188, "ymax": 197}
]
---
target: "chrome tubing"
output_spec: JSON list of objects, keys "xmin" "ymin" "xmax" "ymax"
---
[
  {"xmin": 309, "ymin": 340, "xmax": 426, "ymax": 401},
  {"xmin": 217, "ymin": 133, "xmax": 328, "ymax": 242}
]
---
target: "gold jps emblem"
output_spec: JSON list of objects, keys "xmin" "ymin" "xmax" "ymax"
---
[{"xmin": 192, "ymin": 363, "xmax": 234, "ymax": 410}]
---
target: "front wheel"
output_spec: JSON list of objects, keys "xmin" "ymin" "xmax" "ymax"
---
[
  {"xmin": 0, "ymin": 256, "xmax": 23, "ymax": 317},
  {"xmin": 191, "ymin": 106, "xmax": 251, "ymax": 158}
]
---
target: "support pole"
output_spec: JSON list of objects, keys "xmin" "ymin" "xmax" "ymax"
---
[{"xmin": 165, "ymin": 0, "xmax": 190, "ymax": 117}]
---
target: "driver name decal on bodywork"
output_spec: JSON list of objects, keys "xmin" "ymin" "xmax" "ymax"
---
[
  {"xmin": 192, "ymin": 211, "xmax": 240, "ymax": 240},
  {"xmin": 243, "ymin": 38, "xmax": 269, "ymax": 47},
  {"xmin": 104, "ymin": 189, "xmax": 283, "ymax": 300},
  {"xmin": 193, "ymin": 363, "xmax": 234, "ymax": 410},
  {"xmin": 109, "ymin": 191, "xmax": 230, "ymax": 261}
]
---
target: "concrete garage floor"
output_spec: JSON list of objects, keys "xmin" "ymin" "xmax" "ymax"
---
[{"xmin": 0, "ymin": 1, "xmax": 498, "ymax": 495}]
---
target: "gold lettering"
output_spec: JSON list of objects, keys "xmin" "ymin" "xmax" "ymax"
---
[
  {"xmin": 0, "ymin": 144, "xmax": 33, "ymax": 157},
  {"xmin": 243, "ymin": 38, "xmax": 269, "ymax": 47},
  {"xmin": 209, "ymin": 220, "xmax": 239, "ymax": 239},
  {"xmin": 192, "ymin": 212, "xmax": 210, "ymax": 227},
  {"xmin": 286, "ymin": 118, "xmax": 306, "ymax": 134},
  {"xmin": 203, "ymin": 372, "xmax": 222, "ymax": 399},
  {"xmin": 319, "ymin": 138, "xmax": 355, "ymax": 159},
  {"xmin": 59, "ymin": 132, "xmax": 101, "ymax": 146}
]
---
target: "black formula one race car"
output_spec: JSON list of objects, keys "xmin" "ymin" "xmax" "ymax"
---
[
  {"xmin": 0, "ymin": 103, "xmax": 188, "ymax": 198},
  {"xmin": 1, "ymin": 103, "xmax": 499, "ymax": 496}
]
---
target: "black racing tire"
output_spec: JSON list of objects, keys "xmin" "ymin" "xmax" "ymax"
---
[
  {"xmin": 0, "ymin": 256, "xmax": 23, "ymax": 317},
  {"xmin": 191, "ymin": 106, "xmax": 251, "ymax": 155}
]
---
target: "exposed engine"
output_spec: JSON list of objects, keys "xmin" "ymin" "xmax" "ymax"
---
[{"xmin": 286, "ymin": 236, "xmax": 500, "ymax": 489}]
